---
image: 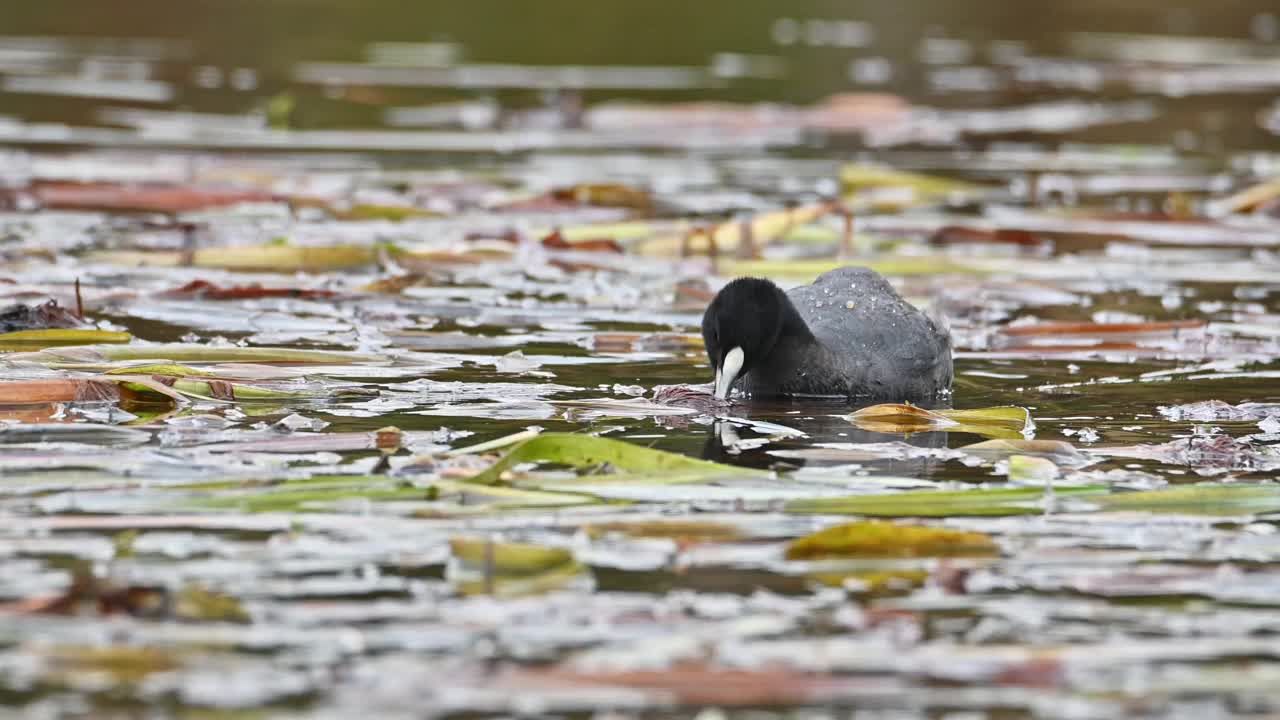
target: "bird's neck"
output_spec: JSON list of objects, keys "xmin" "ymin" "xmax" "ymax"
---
[
  {"xmin": 761, "ymin": 297, "xmax": 821, "ymax": 370},
  {"xmin": 776, "ymin": 294, "xmax": 816, "ymax": 345}
]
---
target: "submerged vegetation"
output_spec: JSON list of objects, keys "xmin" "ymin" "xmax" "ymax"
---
[{"xmin": 0, "ymin": 2, "xmax": 1279, "ymax": 718}]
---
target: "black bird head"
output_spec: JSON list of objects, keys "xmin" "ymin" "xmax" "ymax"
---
[{"xmin": 701, "ymin": 277, "xmax": 811, "ymax": 399}]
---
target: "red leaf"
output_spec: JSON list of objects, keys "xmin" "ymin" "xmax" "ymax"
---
[{"xmin": 930, "ymin": 226, "xmax": 1043, "ymax": 246}]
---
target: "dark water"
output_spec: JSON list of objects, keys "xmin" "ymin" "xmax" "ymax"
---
[
  {"xmin": 2, "ymin": 2, "xmax": 1280, "ymax": 718},
  {"xmin": 2, "ymin": 0, "xmax": 1278, "ymax": 151}
]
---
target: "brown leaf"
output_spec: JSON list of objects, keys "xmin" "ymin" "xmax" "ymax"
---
[
  {"xmin": 0, "ymin": 379, "xmax": 122, "ymax": 405},
  {"xmin": 930, "ymin": 226, "xmax": 1044, "ymax": 247},
  {"xmin": 158, "ymin": 280, "xmax": 338, "ymax": 300},
  {"xmin": 505, "ymin": 665, "xmax": 883, "ymax": 706},
  {"xmin": 30, "ymin": 182, "xmax": 278, "ymax": 213},
  {"xmin": 992, "ymin": 658, "xmax": 1066, "ymax": 688},
  {"xmin": 999, "ymin": 319, "xmax": 1205, "ymax": 338},
  {"xmin": 541, "ymin": 230, "xmax": 624, "ymax": 253},
  {"xmin": 549, "ymin": 183, "xmax": 653, "ymax": 210}
]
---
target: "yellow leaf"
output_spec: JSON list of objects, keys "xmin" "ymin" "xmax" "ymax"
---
[
  {"xmin": 847, "ymin": 403, "xmax": 1033, "ymax": 439},
  {"xmin": 786, "ymin": 520, "xmax": 998, "ymax": 560}
]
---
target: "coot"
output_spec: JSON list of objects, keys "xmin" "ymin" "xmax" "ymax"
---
[{"xmin": 701, "ymin": 266, "xmax": 952, "ymax": 401}]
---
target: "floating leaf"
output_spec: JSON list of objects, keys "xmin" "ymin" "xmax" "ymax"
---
[
  {"xmin": 102, "ymin": 363, "xmax": 220, "ymax": 378},
  {"xmin": 0, "ymin": 329, "xmax": 132, "ymax": 349},
  {"xmin": 840, "ymin": 164, "xmax": 989, "ymax": 208},
  {"xmin": 634, "ymin": 202, "xmax": 833, "ymax": 257},
  {"xmin": 448, "ymin": 538, "xmax": 590, "ymax": 597},
  {"xmin": 11, "ymin": 344, "xmax": 386, "ymax": 366},
  {"xmin": 509, "ymin": 665, "xmax": 883, "ymax": 707},
  {"xmin": 962, "ymin": 439, "xmax": 1094, "ymax": 467},
  {"xmin": 995, "ymin": 319, "xmax": 1206, "ymax": 349},
  {"xmin": 549, "ymin": 183, "xmax": 654, "ymax": 210},
  {"xmin": 173, "ymin": 583, "xmax": 249, "ymax": 623},
  {"xmin": 193, "ymin": 475, "xmax": 432, "ymax": 513},
  {"xmin": 847, "ymin": 404, "xmax": 1033, "ymax": 439},
  {"xmin": 44, "ymin": 646, "xmax": 182, "ymax": 685},
  {"xmin": 198, "ymin": 428, "xmax": 405, "ymax": 454},
  {"xmin": 395, "ymin": 244, "xmax": 515, "ymax": 268},
  {"xmin": 84, "ymin": 244, "xmax": 378, "ymax": 272},
  {"xmin": 1089, "ymin": 484, "xmax": 1280, "ymax": 516},
  {"xmin": 544, "ymin": 219, "xmax": 676, "ymax": 246},
  {"xmin": 443, "ymin": 428, "xmax": 543, "ymax": 457},
  {"xmin": 1006, "ymin": 455, "xmax": 1061, "ymax": 483},
  {"xmin": 466, "ymin": 432, "xmax": 755, "ymax": 486},
  {"xmin": 1209, "ymin": 177, "xmax": 1280, "ymax": 216},
  {"xmin": 786, "ymin": 521, "xmax": 998, "ymax": 560},
  {"xmin": 930, "ymin": 226, "xmax": 1043, "ymax": 247},
  {"xmin": 540, "ymin": 230, "xmax": 624, "ymax": 253},
  {"xmin": 810, "ymin": 568, "xmax": 932, "ymax": 592},
  {"xmin": 422, "ymin": 479, "xmax": 595, "ymax": 511},
  {"xmin": 158, "ymin": 279, "xmax": 338, "ymax": 300},
  {"xmin": 188, "ymin": 473, "xmax": 592, "ymax": 514},
  {"xmin": 787, "ymin": 486, "xmax": 1107, "ymax": 517},
  {"xmin": 30, "ymin": 181, "xmax": 276, "ymax": 212},
  {"xmin": 449, "ymin": 537, "xmax": 573, "ymax": 574},
  {"xmin": 331, "ymin": 202, "xmax": 441, "ymax": 221},
  {"xmin": 0, "ymin": 378, "xmax": 123, "ymax": 405},
  {"xmin": 109, "ymin": 374, "xmax": 318, "ymax": 403}
]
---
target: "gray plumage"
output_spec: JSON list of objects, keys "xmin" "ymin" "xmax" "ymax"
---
[{"xmin": 712, "ymin": 267, "xmax": 952, "ymax": 402}]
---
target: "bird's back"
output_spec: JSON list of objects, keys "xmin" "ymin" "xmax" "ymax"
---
[{"xmin": 762, "ymin": 266, "xmax": 952, "ymax": 401}]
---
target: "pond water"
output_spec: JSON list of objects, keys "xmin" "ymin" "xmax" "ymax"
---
[{"xmin": 1, "ymin": 2, "xmax": 1280, "ymax": 718}]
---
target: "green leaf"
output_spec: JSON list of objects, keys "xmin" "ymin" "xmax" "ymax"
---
[
  {"xmin": 448, "ymin": 538, "xmax": 590, "ymax": 597},
  {"xmin": 787, "ymin": 485, "xmax": 1108, "ymax": 517},
  {"xmin": 0, "ymin": 329, "xmax": 132, "ymax": 349},
  {"xmin": 188, "ymin": 475, "xmax": 594, "ymax": 514},
  {"xmin": 465, "ymin": 432, "xmax": 755, "ymax": 486},
  {"xmin": 103, "ymin": 363, "xmax": 219, "ymax": 378},
  {"xmin": 444, "ymin": 428, "xmax": 543, "ymax": 456},
  {"xmin": 1090, "ymin": 484, "xmax": 1280, "ymax": 516},
  {"xmin": 167, "ymin": 378, "xmax": 313, "ymax": 402},
  {"xmin": 424, "ymin": 479, "xmax": 596, "ymax": 510},
  {"xmin": 449, "ymin": 538, "xmax": 573, "ymax": 575},
  {"xmin": 194, "ymin": 476, "xmax": 429, "ymax": 513},
  {"xmin": 841, "ymin": 163, "xmax": 987, "ymax": 201}
]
